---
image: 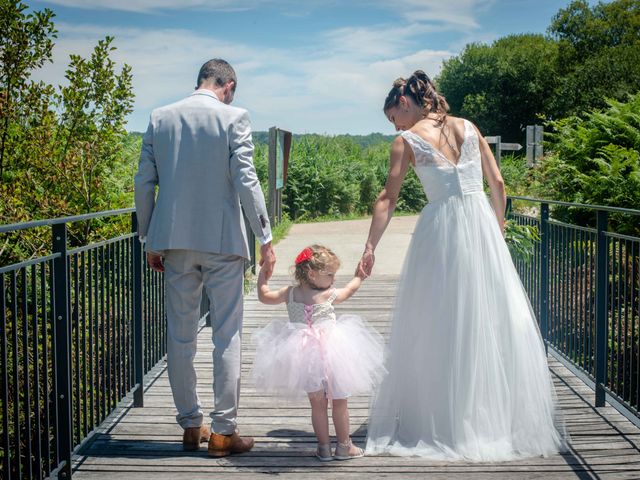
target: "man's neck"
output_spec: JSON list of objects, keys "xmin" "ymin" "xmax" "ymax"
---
[{"xmin": 195, "ymin": 86, "xmax": 221, "ymax": 101}]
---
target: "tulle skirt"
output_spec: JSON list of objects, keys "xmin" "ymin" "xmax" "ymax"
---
[
  {"xmin": 251, "ymin": 315, "xmax": 386, "ymax": 399},
  {"xmin": 365, "ymin": 192, "xmax": 566, "ymax": 461}
]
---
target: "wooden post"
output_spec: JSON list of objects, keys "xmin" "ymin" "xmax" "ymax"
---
[
  {"xmin": 267, "ymin": 127, "xmax": 277, "ymax": 226},
  {"xmin": 526, "ymin": 125, "xmax": 544, "ymax": 166}
]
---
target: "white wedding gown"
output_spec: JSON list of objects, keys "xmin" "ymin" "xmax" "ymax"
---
[{"xmin": 365, "ymin": 120, "xmax": 566, "ymax": 461}]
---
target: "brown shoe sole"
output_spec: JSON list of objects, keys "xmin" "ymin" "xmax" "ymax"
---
[{"xmin": 208, "ymin": 449, "xmax": 231, "ymax": 457}]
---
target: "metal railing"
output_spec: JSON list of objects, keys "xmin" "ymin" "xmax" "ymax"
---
[
  {"xmin": 0, "ymin": 210, "xmax": 166, "ymax": 479},
  {"xmin": 507, "ymin": 196, "xmax": 640, "ymax": 423}
]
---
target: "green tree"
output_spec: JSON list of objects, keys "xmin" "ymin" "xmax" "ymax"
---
[
  {"xmin": 437, "ymin": 34, "xmax": 559, "ymax": 140},
  {"xmin": 0, "ymin": 1, "xmax": 134, "ymax": 262},
  {"xmin": 548, "ymin": 0, "xmax": 640, "ymax": 117}
]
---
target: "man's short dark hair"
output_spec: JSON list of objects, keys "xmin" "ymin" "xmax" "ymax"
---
[{"xmin": 197, "ymin": 59, "xmax": 237, "ymax": 91}]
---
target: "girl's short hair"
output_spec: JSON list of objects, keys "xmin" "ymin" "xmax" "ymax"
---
[{"xmin": 294, "ymin": 245, "xmax": 341, "ymax": 285}]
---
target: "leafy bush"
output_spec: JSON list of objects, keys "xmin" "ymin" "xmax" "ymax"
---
[
  {"xmin": 532, "ymin": 92, "xmax": 640, "ymax": 234},
  {"xmin": 254, "ymin": 134, "xmax": 426, "ymax": 221}
]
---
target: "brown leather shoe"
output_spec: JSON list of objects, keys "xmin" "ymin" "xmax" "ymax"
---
[
  {"xmin": 183, "ymin": 424, "xmax": 211, "ymax": 451},
  {"xmin": 208, "ymin": 430, "xmax": 255, "ymax": 457}
]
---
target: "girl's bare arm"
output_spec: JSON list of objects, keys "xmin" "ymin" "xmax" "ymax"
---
[{"xmin": 257, "ymin": 268, "xmax": 289, "ymax": 305}]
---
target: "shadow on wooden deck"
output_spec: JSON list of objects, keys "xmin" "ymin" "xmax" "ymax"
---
[{"xmin": 72, "ymin": 275, "xmax": 640, "ymax": 479}]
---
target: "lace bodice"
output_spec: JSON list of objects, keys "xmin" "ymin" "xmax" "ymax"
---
[
  {"xmin": 401, "ymin": 119, "xmax": 484, "ymax": 203},
  {"xmin": 286, "ymin": 287, "xmax": 337, "ymax": 325}
]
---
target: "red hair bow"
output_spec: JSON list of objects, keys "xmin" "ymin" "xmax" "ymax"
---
[{"xmin": 295, "ymin": 247, "xmax": 313, "ymax": 264}]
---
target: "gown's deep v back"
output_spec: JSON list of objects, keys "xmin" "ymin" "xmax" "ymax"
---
[{"xmin": 365, "ymin": 119, "xmax": 565, "ymax": 460}]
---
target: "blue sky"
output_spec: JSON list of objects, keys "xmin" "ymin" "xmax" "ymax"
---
[{"xmin": 30, "ymin": 0, "xmax": 585, "ymax": 135}]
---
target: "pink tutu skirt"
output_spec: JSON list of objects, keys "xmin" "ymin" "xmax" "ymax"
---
[{"xmin": 251, "ymin": 315, "xmax": 387, "ymax": 399}]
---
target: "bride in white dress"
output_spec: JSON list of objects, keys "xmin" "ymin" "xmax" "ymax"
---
[{"xmin": 360, "ymin": 71, "xmax": 566, "ymax": 461}]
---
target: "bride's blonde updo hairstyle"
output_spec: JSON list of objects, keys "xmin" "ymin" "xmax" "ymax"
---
[{"xmin": 383, "ymin": 70, "xmax": 450, "ymax": 122}]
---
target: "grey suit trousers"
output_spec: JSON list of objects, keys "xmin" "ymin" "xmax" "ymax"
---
[{"xmin": 163, "ymin": 249, "xmax": 244, "ymax": 434}]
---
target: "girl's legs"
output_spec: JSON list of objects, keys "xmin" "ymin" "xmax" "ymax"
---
[
  {"xmin": 308, "ymin": 390, "xmax": 330, "ymax": 445},
  {"xmin": 332, "ymin": 398, "xmax": 363, "ymax": 457}
]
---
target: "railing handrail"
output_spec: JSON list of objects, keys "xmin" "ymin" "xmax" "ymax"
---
[
  {"xmin": 0, "ymin": 207, "xmax": 136, "ymax": 234},
  {"xmin": 509, "ymin": 196, "xmax": 640, "ymax": 216}
]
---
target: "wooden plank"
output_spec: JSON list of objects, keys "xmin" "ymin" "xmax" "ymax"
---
[{"xmin": 73, "ymin": 275, "xmax": 640, "ymax": 479}]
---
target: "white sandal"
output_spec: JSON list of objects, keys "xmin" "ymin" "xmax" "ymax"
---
[
  {"xmin": 334, "ymin": 439, "xmax": 364, "ymax": 460},
  {"xmin": 315, "ymin": 443, "xmax": 333, "ymax": 462}
]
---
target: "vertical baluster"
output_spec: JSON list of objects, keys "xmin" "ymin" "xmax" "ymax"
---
[
  {"xmin": 631, "ymin": 241, "xmax": 638, "ymax": 409},
  {"xmin": 616, "ymin": 238, "xmax": 623, "ymax": 398},
  {"xmin": 580, "ymin": 229, "xmax": 586, "ymax": 370},
  {"xmin": 11, "ymin": 271, "xmax": 20, "ymax": 479},
  {"xmin": 1, "ymin": 272, "xmax": 11, "ymax": 480},
  {"xmin": 20, "ymin": 268, "xmax": 32, "ymax": 478},
  {"xmin": 89, "ymin": 248, "xmax": 95, "ymax": 432},
  {"xmin": 540, "ymin": 204, "xmax": 549, "ymax": 348},
  {"xmin": 44, "ymin": 261, "xmax": 53, "ymax": 476},
  {"xmin": 115, "ymin": 241, "xmax": 121, "ymax": 399},
  {"xmin": 590, "ymin": 231, "xmax": 596, "ymax": 375},
  {"xmin": 73, "ymin": 254, "xmax": 80, "ymax": 447},
  {"xmin": 595, "ymin": 211, "xmax": 609, "ymax": 407},
  {"xmin": 610, "ymin": 237, "xmax": 617, "ymax": 392},
  {"xmin": 124, "ymin": 239, "xmax": 130, "ymax": 393},
  {"xmin": 100, "ymin": 245, "xmax": 106, "ymax": 422},
  {"xmin": 153, "ymin": 270, "xmax": 158, "ymax": 364},
  {"xmin": 132, "ymin": 213, "xmax": 144, "ymax": 407},
  {"xmin": 623, "ymin": 239, "xmax": 629, "ymax": 402},
  {"xmin": 569, "ymin": 227, "xmax": 575, "ymax": 361},
  {"xmin": 81, "ymin": 251, "xmax": 87, "ymax": 439},
  {"xmin": 563, "ymin": 225, "xmax": 569, "ymax": 355},
  {"xmin": 107, "ymin": 243, "xmax": 113, "ymax": 410},
  {"xmin": 634, "ymin": 240, "xmax": 640, "ymax": 410},
  {"xmin": 52, "ymin": 223, "xmax": 72, "ymax": 479},
  {"xmin": 31, "ymin": 264, "xmax": 42, "ymax": 480}
]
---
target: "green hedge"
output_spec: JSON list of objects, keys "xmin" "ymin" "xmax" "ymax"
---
[{"xmin": 254, "ymin": 134, "xmax": 426, "ymax": 220}]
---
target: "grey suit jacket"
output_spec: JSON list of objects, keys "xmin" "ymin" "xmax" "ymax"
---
[{"xmin": 134, "ymin": 90, "xmax": 271, "ymax": 259}]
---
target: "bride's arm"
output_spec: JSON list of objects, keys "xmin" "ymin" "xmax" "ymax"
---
[
  {"xmin": 473, "ymin": 124, "xmax": 506, "ymax": 234},
  {"xmin": 359, "ymin": 136, "xmax": 412, "ymax": 276}
]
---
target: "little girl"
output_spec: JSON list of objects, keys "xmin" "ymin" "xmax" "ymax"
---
[{"xmin": 252, "ymin": 244, "xmax": 386, "ymax": 461}]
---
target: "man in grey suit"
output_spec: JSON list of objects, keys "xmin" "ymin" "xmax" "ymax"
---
[{"xmin": 134, "ymin": 58, "xmax": 275, "ymax": 457}]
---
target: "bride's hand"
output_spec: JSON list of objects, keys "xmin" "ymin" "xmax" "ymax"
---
[{"xmin": 358, "ymin": 248, "xmax": 375, "ymax": 278}]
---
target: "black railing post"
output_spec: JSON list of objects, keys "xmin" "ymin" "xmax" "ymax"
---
[
  {"xmin": 131, "ymin": 213, "xmax": 144, "ymax": 407},
  {"xmin": 595, "ymin": 210, "xmax": 609, "ymax": 407},
  {"xmin": 540, "ymin": 203, "xmax": 550, "ymax": 350},
  {"xmin": 52, "ymin": 223, "xmax": 72, "ymax": 479}
]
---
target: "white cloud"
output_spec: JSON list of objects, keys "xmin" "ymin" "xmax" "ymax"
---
[
  {"xmin": 38, "ymin": 0, "xmax": 493, "ymax": 30},
  {"xmin": 31, "ymin": 14, "xmax": 458, "ymax": 134},
  {"xmin": 34, "ymin": 0, "xmax": 267, "ymax": 13}
]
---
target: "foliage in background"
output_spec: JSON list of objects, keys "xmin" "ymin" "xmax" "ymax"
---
[
  {"xmin": 437, "ymin": 34, "xmax": 559, "ymax": 141},
  {"xmin": 0, "ymin": 1, "xmax": 134, "ymax": 264},
  {"xmin": 254, "ymin": 134, "xmax": 425, "ymax": 221},
  {"xmin": 499, "ymin": 154, "xmax": 533, "ymax": 197},
  {"xmin": 549, "ymin": 0, "xmax": 640, "ymax": 118},
  {"xmin": 504, "ymin": 220, "xmax": 540, "ymax": 263},
  {"xmin": 436, "ymin": 0, "xmax": 640, "ymax": 142},
  {"xmin": 532, "ymin": 92, "xmax": 640, "ymax": 234}
]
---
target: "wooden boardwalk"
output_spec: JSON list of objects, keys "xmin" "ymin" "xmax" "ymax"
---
[{"xmin": 73, "ymin": 275, "xmax": 640, "ymax": 479}]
